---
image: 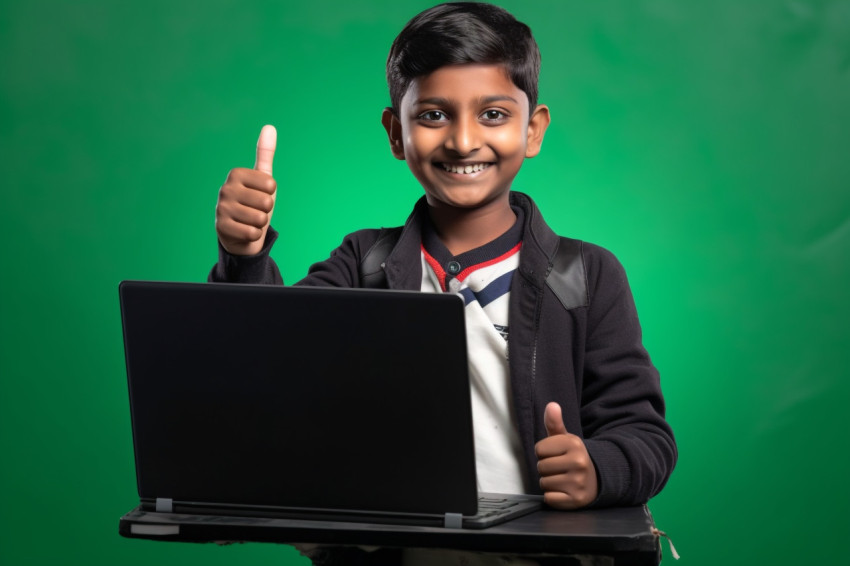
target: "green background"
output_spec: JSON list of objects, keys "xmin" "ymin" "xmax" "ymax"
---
[{"xmin": 2, "ymin": 0, "xmax": 848, "ymax": 564}]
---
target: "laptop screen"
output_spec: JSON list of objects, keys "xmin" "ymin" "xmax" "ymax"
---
[{"xmin": 120, "ymin": 281, "xmax": 478, "ymax": 516}]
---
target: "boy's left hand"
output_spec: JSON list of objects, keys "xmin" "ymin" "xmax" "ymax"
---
[{"xmin": 535, "ymin": 402, "xmax": 598, "ymax": 509}]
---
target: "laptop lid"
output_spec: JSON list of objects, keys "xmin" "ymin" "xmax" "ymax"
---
[{"xmin": 120, "ymin": 281, "xmax": 478, "ymax": 518}]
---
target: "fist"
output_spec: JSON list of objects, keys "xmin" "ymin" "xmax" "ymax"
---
[
  {"xmin": 534, "ymin": 402, "xmax": 598, "ymax": 509},
  {"xmin": 215, "ymin": 125, "xmax": 278, "ymax": 256}
]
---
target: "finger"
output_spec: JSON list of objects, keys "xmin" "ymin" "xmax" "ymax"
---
[
  {"xmin": 537, "ymin": 454, "xmax": 571, "ymax": 477},
  {"xmin": 535, "ymin": 434, "xmax": 570, "ymax": 459},
  {"xmin": 221, "ymin": 202, "xmax": 270, "ymax": 230},
  {"xmin": 544, "ymin": 401, "xmax": 568, "ymax": 437},
  {"xmin": 224, "ymin": 168, "xmax": 277, "ymax": 194},
  {"xmin": 215, "ymin": 216, "xmax": 265, "ymax": 244},
  {"xmin": 254, "ymin": 124, "xmax": 277, "ymax": 175},
  {"xmin": 539, "ymin": 472, "xmax": 574, "ymax": 493},
  {"xmin": 543, "ymin": 491, "xmax": 580, "ymax": 510},
  {"xmin": 541, "ymin": 475, "xmax": 596, "ymax": 510},
  {"xmin": 234, "ymin": 186, "xmax": 276, "ymax": 212}
]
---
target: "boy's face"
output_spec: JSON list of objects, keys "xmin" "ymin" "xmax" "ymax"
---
[{"xmin": 382, "ymin": 64, "xmax": 549, "ymax": 211}]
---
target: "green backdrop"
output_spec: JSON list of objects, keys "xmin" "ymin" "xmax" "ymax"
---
[{"xmin": 2, "ymin": 0, "xmax": 848, "ymax": 564}]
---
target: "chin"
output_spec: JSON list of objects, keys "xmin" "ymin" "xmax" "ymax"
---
[{"xmin": 426, "ymin": 187, "xmax": 507, "ymax": 211}]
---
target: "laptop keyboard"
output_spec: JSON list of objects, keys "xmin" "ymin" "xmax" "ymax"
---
[
  {"xmin": 467, "ymin": 493, "xmax": 543, "ymax": 526},
  {"xmin": 477, "ymin": 496, "xmax": 521, "ymax": 518}
]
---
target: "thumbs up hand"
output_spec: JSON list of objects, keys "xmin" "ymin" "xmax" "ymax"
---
[
  {"xmin": 534, "ymin": 402, "xmax": 599, "ymax": 510},
  {"xmin": 215, "ymin": 125, "xmax": 278, "ymax": 256}
]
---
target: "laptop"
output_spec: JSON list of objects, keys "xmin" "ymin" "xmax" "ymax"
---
[{"xmin": 119, "ymin": 281, "xmax": 542, "ymax": 530}]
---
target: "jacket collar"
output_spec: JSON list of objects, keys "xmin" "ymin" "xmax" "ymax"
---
[
  {"xmin": 510, "ymin": 192, "xmax": 561, "ymax": 290},
  {"xmin": 383, "ymin": 197, "xmax": 428, "ymax": 290},
  {"xmin": 383, "ymin": 192, "xmax": 560, "ymax": 291}
]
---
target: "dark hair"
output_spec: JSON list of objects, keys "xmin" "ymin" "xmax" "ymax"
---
[{"xmin": 386, "ymin": 2, "xmax": 541, "ymax": 115}]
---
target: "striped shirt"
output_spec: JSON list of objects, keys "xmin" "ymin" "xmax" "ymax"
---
[{"xmin": 419, "ymin": 207, "xmax": 529, "ymax": 494}]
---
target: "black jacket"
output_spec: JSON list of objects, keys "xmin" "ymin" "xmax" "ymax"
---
[{"xmin": 210, "ymin": 192, "xmax": 677, "ymax": 507}]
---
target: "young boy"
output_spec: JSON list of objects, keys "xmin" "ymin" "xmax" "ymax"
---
[{"xmin": 210, "ymin": 2, "xmax": 676, "ymax": 563}]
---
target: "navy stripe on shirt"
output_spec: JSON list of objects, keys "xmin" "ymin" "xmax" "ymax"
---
[{"xmin": 459, "ymin": 270, "xmax": 515, "ymax": 307}]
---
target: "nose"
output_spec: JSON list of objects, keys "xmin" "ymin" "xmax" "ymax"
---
[{"xmin": 444, "ymin": 115, "xmax": 481, "ymax": 156}]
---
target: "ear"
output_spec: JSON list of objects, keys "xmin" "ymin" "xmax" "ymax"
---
[
  {"xmin": 525, "ymin": 104, "xmax": 551, "ymax": 158},
  {"xmin": 381, "ymin": 107, "xmax": 406, "ymax": 160}
]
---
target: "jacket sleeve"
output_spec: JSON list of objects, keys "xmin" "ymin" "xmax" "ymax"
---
[
  {"xmin": 208, "ymin": 227, "xmax": 384, "ymax": 288},
  {"xmin": 580, "ymin": 244, "xmax": 677, "ymax": 507},
  {"xmin": 208, "ymin": 228, "xmax": 283, "ymax": 284},
  {"xmin": 295, "ymin": 229, "xmax": 383, "ymax": 288}
]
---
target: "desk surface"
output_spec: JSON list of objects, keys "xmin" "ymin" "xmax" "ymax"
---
[{"xmin": 119, "ymin": 505, "xmax": 661, "ymax": 565}]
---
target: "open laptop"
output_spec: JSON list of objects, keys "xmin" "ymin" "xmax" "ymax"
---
[{"xmin": 119, "ymin": 281, "xmax": 542, "ymax": 530}]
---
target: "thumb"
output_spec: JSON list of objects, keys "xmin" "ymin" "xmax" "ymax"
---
[
  {"xmin": 254, "ymin": 124, "xmax": 277, "ymax": 175},
  {"xmin": 544, "ymin": 402, "xmax": 568, "ymax": 437}
]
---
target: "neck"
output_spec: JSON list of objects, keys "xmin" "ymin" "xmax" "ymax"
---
[{"xmin": 426, "ymin": 195, "xmax": 516, "ymax": 256}]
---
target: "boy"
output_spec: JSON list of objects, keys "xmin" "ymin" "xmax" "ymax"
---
[{"xmin": 211, "ymin": 2, "xmax": 675, "ymax": 563}]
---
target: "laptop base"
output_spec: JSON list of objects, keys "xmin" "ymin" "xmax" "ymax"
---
[{"xmin": 138, "ymin": 492, "xmax": 543, "ymax": 530}]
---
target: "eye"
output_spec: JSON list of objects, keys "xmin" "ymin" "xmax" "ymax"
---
[
  {"xmin": 418, "ymin": 110, "xmax": 448, "ymax": 122},
  {"xmin": 481, "ymin": 109, "xmax": 508, "ymax": 122}
]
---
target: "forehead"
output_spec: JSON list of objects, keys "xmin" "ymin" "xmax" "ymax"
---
[{"xmin": 401, "ymin": 63, "xmax": 528, "ymax": 109}]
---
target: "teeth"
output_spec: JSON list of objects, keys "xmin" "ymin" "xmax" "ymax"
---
[{"xmin": 441, "ymin": 163, "xmax": 490, "ymax": 174}]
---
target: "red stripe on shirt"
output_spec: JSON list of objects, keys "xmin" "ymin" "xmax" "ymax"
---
[
  {"xmin": 456, "ymin": 242, "xmax": 522, "ymax": 282},
  {"xmin": 421, "ymin": 244, "xmax": 448, "ymax": 291}
]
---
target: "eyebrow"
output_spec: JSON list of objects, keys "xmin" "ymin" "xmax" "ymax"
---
[{"xmin": 415, "ymin": 95, "xmax": 520, "ymax": 106}]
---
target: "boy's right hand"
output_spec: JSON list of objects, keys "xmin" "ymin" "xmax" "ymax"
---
[
  {"xmin": 215, "ymin": 125, "xmax": 278, "ymax": 256},
  {"xmin": 535, "ymin": 402, "xmax": 598, "ymax": 510}
]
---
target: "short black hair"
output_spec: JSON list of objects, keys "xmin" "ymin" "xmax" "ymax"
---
[{"xmin": 386, "ymin": 2, "xmax": 541, "ymax": 115}]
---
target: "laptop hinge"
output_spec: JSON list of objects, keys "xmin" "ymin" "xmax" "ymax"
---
[
  {"xmin": 443, "ymin": 512, "xmax": 463, "ymax": 529},
  {"xmin": 155, "ymin": 498, "xmax": 174, "ymax": 513}
]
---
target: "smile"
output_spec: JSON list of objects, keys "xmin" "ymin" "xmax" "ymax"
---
[{"xmin": 439, "ymin": 162, "xmax": 492, "ymax": 175}]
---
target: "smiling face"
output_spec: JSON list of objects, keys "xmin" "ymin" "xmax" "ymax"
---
[{"xmin": 382, "ymin": 64, "xmax": 550, "ymax": 213}]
